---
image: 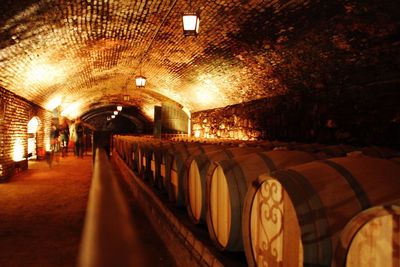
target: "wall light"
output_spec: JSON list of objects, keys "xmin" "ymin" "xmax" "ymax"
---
[{"xmin": 117, "ymin": 105, "xmax": 123, "ymax": 112}]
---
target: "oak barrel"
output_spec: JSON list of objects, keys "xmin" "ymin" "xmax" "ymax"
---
[
  {"xmin": 169, "ymin": 144, "xmax": 222, "ymax": 205},
  {"xmin": 242, "ymin": 156, "xmax": 400, "ymax": 267},
  {"xmin": 359, "ymin": 146, "xmax": 400, "ymax": 158},
  {"xmin": 148, "ymin": 141, "xmax": 172, "ymax": 188},
  {"xmin": 137, "ymin": 141, "xmax": 152, "ymax": 177},
  {"xmin": 333, "ymin": 200, "xmax": 400, "ymax": 267},
  {"xmin": 206, "ymin": 150, "xmax": 319, "ymax": 251},
  {"xmin": 186, "ymin": 146, "xmax": 267, "ymax": 224},
  {"xmin": 159, "ymin": 142, "xmax": 201, "ymax": 193}
]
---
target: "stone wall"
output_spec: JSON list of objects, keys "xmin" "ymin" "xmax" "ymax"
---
[
  {"xmin": 192, "ymin": 81, "xmax": 400, "ymax": 148},
  {"xmin": 0, "ymin": 87, "xmax": 52, "ymax": 181}
]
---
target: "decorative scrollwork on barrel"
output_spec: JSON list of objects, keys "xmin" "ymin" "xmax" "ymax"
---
[{"xmin": 251, "ymin": 180, "xmax": 284, "ymax": 266}]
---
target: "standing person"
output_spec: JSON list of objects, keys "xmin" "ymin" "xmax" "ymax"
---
[
  {"xmin": 49, "ymin": 123, "xmax": 60, "ymax": 166},
  {"xmin": 74, "ymin": 118, "xmax": 84, "ymax": 158},
  {"xmin": 60, "ymin": 122, "xmax": 70, "ymax": 157}
]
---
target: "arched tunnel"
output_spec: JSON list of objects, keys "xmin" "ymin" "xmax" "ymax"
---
[{"xmin": 0, "ymin": 1, "xmax": 399, "ymax": 266}]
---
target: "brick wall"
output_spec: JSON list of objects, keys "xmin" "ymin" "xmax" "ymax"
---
[
  {"xmin": 192, "ymin": 81, "xmax": 400, "ymax": 148},
  {"xmin": 0, "ymin": 87, "xmax": 52, "ymax": 181}
]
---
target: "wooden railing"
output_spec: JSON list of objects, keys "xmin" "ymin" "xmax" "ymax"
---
[{"xmin": 78, "ymin": 148, "xmax": 137, "ymax": 267}]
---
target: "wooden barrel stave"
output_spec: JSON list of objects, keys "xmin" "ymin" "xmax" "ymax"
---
[
  {"xmin": 242, "ymin": 156, "xmax": 400, "ymax": 267},
  {"xmin": 161, "ymin": 142, "xmax": 205, "ymax": 195},
  {"xmin": 186, "ymin": 147, "xmax": 267, "ymax": 224},
  {"xmin": 206, "ymin": 150, "xmax": 318, "ymax": 251},
  {"xmin": 333, "ymin": 200, "xmax": 400, "ymax": 267},
  {"xmin": 169, "ymin": 144, "xmax": 222, "ymax": 206}
]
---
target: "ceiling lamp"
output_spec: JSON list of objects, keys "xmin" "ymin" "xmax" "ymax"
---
[
  {"xmin": 117, "ymin": 105, "xmax": 123, "ymax": 112},
  {"xmin": 182, "ymin": 1, "xmax": 200, "ymax": 36},
  {"xmin": 111, "ymin": 115, "xmax": 116, "ymax": 119},
  {"xmin": 135, "ymin": 75, "xmax": 146, "ymax": 88},
  {"xmin": 114, "ymin": 111, "xmax": 118, "ymax": 115}
]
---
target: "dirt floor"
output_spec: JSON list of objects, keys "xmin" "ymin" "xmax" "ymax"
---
[
  {"xmin": 0, "ymin": 154, "xmax": 92, "ymax": 267},
  {"xmin": 0, "ymin": 152, "xmax": 177, "ymax": 267}
]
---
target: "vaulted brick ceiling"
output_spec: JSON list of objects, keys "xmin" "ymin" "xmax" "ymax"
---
[{"xmin": 0, "ymin": 0, "xmax": 399, "ymax": 120}]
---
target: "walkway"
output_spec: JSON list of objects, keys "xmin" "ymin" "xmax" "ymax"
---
[{"xmin": 0, "ymin": 153, "xmax": 176, "ymax": 267}]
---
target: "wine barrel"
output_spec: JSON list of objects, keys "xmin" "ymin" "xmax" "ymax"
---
[
  {"xmin": 169, "ymin": 144, "xmax": 222, "ymax": 206},
  {"xmin": 242, "ymin": 156, "xmax": 400, "ymax": 267},
  {"xmin": 130, "ymin": 141, "xmax": 139, "ymax": 172},
  {"xmin": 289, "ymin": 142, "xmax": 325, "ymax": 153},
  {"xmin": 206, "ymin": 150, "xmax": 319, "ymax": 251},
  {"xmin": 123, "ymin": 139, "xmax": 133, "ymax": 168},
  {"xmin": 137, "ymin": 138, "xmax": 161, "ymax": 177},
  {"xmin": 317, "ymin": 144, "xmax": 357, "ymax": 157},
  {"xmin": 359, "ymin": 146, "xmax": 400, "ymax": 158},
  {"xmin": 185, "ymin": 146, "xmax": 268, "ymax": 224},
  {"xmin": 137, "ymin": 141, "xmax": 151, "ymax": 177},
  {"xmin": 333, "ymin": 200, "xmax": 400, "ymax": 267},
  {"xmin": 160, "ymin": 142, "xmax": 205, "ymax": 193},
  {"xmin": 148, "ymin": 141, "xmax": 172, "ymax": 188}
]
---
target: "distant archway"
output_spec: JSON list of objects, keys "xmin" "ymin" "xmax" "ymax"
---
[{"xmin": 27, "ymin": 116, "xmax": 41, "ymax": 159}]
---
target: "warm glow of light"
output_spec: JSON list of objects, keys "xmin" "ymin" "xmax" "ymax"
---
[
  {"xmin": 114, "ymin": 111, "xmax": 118, "ymax": 115},
  {"xmin": 45, "ymin": 95, "xmax": 63, "ymax": 110},
  {"xmin": 61, "ymin": 101, "xmax": 83, "ymax": 119},
  {"xmin": 13, "ymin": 138, "xmax": 25, "ymax": 162},
  {"xmin": 117, "ymin": 105, "xmax": 123, "ymax": 111},
  {"xmin": 182, "ymin": 106, "xmax": 191, "ymax": 136},
  {"xmin": 196, "ymin": 90, "xmax": 214, "ymax": 103},
  {"xmin": 182, "ymin": 106, "xmax": 191, "ymax": 118},
  {"xmin": 194, "ymin": 130, "xmax": 201, "ymax": 138},
  {"xmin": 25, "ymin": 62, "xmax": 66, "ymax": 86},
  {"xmin": 111, "ymin": 115, "xmax": 116, "ymax": 119},
  {"xmin": 190, "ymin": 77, "xmax": 227, "ymax": 109},
  {"xmin": 142, "ymin": 104, "xmax": 156, "ymax": 119},
  {"xmin": 28, "ymin": 117, "xmax": 40, "ymax": 133}
]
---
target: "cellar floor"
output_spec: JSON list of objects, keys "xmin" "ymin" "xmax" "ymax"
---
[{"xmin": 0, "ymin": 152, "xmax": 175, "ymax": 267}]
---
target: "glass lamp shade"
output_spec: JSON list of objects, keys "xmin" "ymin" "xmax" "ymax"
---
[
  {"xmin": 135, "ymin": 75, "xmax": 146, "ymax": 88},
  {"xmin": 113, "ymin": 111, "xmax": 118, "ymax": 115},
  {"xmin": 182, "ymin": 12, "xmax": 200, "ymax": 36},
  {"xmin": 117, "ymin": 105, "xmax": 123, "ymax": 111}
]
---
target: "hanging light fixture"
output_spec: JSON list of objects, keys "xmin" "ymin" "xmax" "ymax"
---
[
  {"xmin": 111, "ymin": 115, "xmax": 116, "ymax": 119},
  {"xmin": 117, "ymin": 105, "xmax": 123, "ymax": 112},
  {"xmin": 135, "ymin": 75, "xmax": 146, "ymax": 88},
  {"xmin": 182, "ymin": 0, "xmax": 200, "ymax": 36},
  {"xmin": 114, "ymin": 111, "xmax": 118, "ymax": 115},
  {"xmin": 135, "ymin": 57, "xmax": 147, "ymax": 89}
]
